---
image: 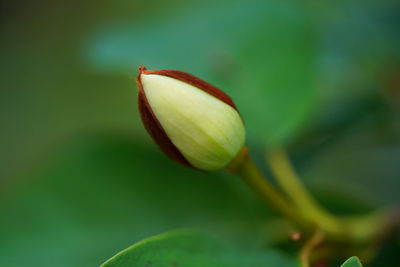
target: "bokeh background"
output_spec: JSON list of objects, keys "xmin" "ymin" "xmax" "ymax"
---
[{"xmin": 1, "ymin": 0, "xmax": 399, "ymax": 266}]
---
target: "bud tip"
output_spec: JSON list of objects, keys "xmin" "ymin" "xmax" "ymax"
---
[{"xmin": 138, "ymin": 65, "xmax": 147, "ymax": 74}]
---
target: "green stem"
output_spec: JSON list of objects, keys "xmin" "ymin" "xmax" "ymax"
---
[
  {"xmin": 299, "ymin": 229, "xmax": 324, "ymax": 267},
  {"xmin": 266, "ymin": 148, "xmax": 344, "ymax": 237},
  {"xmin": 229, "ymin": 147, "xmax": 394, "ymax": 247},
  {"xmin": 228, "ymin": 148, "xmax": 308, "ymax": 229}
]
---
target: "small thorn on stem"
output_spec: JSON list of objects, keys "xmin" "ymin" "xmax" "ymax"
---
[{"xmin": 291, "ymin": 232, "xmax": 302, "ymax": 241}]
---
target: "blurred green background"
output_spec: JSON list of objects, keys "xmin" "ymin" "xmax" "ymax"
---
[{"xmin": 1, "ymin": 0, "xmax": 399, "ymax": 266}]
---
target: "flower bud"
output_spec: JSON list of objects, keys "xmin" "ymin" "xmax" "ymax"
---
[{"xmin": 137, "ymin": 66, "xmax": 245, "ymax": 171}]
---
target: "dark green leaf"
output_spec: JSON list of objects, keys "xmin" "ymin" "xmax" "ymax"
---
[
  {"xmin": 0, "ymin": 135, "xmax": 272, "ymax": 267},
  {"xmin": 86, "ymin": 0, "xmax": 317, "ymax": 145},
  {"xmin": 101, "ymin": 229, "xmax": 299, "ymax": 267}
]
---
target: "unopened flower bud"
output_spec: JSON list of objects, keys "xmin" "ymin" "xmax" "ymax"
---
[{"xmin": 137, "ymin": 66, "xmax": 245, "ymax": 171}]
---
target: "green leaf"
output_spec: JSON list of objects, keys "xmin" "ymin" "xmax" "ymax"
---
[
  {"xmin": 340, "ymin": 256, "xmax": 363, "ymax": 267},
  {"xmin": 101, "ymin": 229, "xmax": 299, "ymax": 267},
  {"xmin": 0, "ymin": 135, "xmax": 272, "ymax": 267},
  {"xmin": 86, "ymin": 0, "xmax": 317, "ymax": 145}
]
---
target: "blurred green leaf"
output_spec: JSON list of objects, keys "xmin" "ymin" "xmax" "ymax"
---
[
  {"xmin": 86, "ymin": 0, "xmax": 317, "ymax": 145},
  {"xmin": 303, "ymin": 134, "xmax": 400, "ymax": 207},
  {"xmin": 101, "ymin": 229, "xmax": 299, "ymax": 267},
  {"xmin": 340, "ymin": 256, "xmax": 363, "ymax": 267},
  {"xmin": 0, "ymin": 134, "xmax": 272, "ymax": 267}
]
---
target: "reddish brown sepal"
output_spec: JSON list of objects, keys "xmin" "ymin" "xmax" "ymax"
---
[
  {"xmin": 137, "ymin": 66, "xmax": 194, "ymax": 168},
  {"xmin": 139, "ymin": 66, "xmax": 238, "ymax": 110}
]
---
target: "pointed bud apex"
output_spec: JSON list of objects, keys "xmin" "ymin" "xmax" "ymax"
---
[{"xmin": 137, "ymin": 66, "xmax": 245, "ymax": 171}]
